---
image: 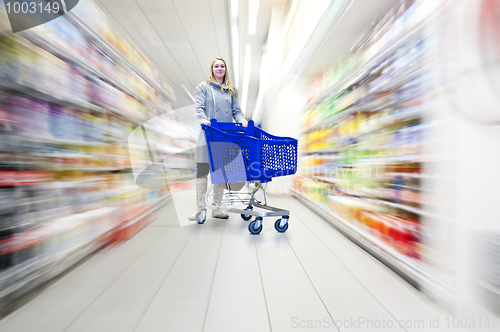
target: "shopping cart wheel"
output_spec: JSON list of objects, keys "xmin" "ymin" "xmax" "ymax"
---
[
  {"xmin": 249, "ymin": 217, "xmax": 263, "ymax": 235},
  {"xmin": 195, "ymin": 210, "xmax": 206, "ymax": 224},
  {"xmin": 274, "ymin": 217, "xmax": 289, "ymax": 233},
  {"xmin": 241, "ymin": 206, "xmax": 253, "ymax": 221}
]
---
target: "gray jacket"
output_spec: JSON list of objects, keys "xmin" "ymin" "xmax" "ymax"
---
[{"xmin": 194, "ymin": 81, "xmax": 246, "ymax": 163}]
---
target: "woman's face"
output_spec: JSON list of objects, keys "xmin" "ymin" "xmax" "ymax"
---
[{"xmin": 213, "ymin": 60, "xmax": 226, "ymax": 82}]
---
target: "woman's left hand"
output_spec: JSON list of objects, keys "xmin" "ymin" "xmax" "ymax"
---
[{"xmin": 242, "ymin": 120, "xmax": 248, "ymax": 127}]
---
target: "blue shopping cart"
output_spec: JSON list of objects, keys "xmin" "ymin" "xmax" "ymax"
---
[{"xmin": 195, "ymin": 119, "xmax": 298, "ymax": 234}]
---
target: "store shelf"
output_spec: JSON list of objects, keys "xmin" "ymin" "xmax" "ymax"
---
[
  {"xmin": 304, "ymin": 7, "xmax": 439, "ymax": 110},
  {"xmin": 0, "ymin": 163, "xmax": 131, "ymax": 174},
  {"xmin": 0, "ymin": 193, "xmax": 168, "ymax": 306},
  {"xmin": 0, "ymin": 79, "xmax": 102, "ymax": 113},
  {"xmin": 0, "ymin": 74, "xmax": 147, "ymax": 126},
  {"xmin": 301, "ymin": 148, "xmax": 339, "ymax": 155},
  {"xmin": 390, "ymin": 105, "xmax": 426, "ymax": 122},
  {"xmin": 302, "ymin": 104, "xmax": 426, "ymax": 143},
  {"xmin": 17, "ymin": 135, "xmax": 109, "ymax": 148},
  {"xmin": 117, "ymin": 196, "xmax": 168, "ymax": 230},
  {"xmin": 64, "ymin": 13, "xmax": 173, "ymax": 103},
  {"xmin": 321, "ymin": 183, "xmax": 451, "ymax": 221},
  {"xmin": 369, "ymin": 65, "xmax": 426, "ymax": 95},
  {"xmin": 21, "ymin": 31, "xmax": 167, "ymax": 116},
  {"xmin": 307, "ymin": 178, "xmax": 450, "ymax": 221},
  {"xmin": 52, "ymin": 166, "xmax": 132, "ymax": 172},
  {"xmin": 363, "ymin": 197, "xmax": 451, "ymax": 221},
  {"xmin": 302, "ymin": 105, "xmax": 358, "ymax": 133},
  {"xmin": 0, "ymin": 0, "xmax": 190, "ymax": 315},
  {"xmin": 357, "ymin": 155, "xmax": 428, "ymax": 164},
  {"xmin": 0, "ymin": 239, "xmax": 100, "ymax": 308},
  {"xmin": 32, "ymin": 152, "xmax": 98, "ymax": 159},
  {"xmin": 311, "ymin": 176, "xmax": 344, "ymax": 184},
  {"xmin": 92, "ymin": 101, "xmax": 145, "ymax": 125},
  {"xmin": 302, "ymin": 81, "xmax": 420, "ymax": 134},
  {"xmin": 385, "ymin": 172, "xmax": 452, "ymax": 179},
  {"xmin": 0, "ymin": 206, "xmax": 120, "ymax": 298},
  {"xmin": 39, "ymin": 180, "xmax": 99, "ymax": 189},
  {"xmin": 291, "ymin": 188, "xmax": 451, "ymax": 294}
]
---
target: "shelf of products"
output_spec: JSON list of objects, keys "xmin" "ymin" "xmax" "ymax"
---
[
  {"xmin": 0, "ymin": 33, "xmax": 152, "ymax": 123},
  {"xmin": 294, "ymin": 0, "xmax": 452, "ymax": 292},
  {"xmin": 0, "ymin": 0, "xmax": 194, "ymax": 311},
  {"xmin": 23, "ymin": 29, "xmax": 167, "ymax": 115},
  {"xmin": 0, "ymin": 1, "xmax": 174, "ymax": 115},
  {"xmin": 64, "ymin": 6, "xmax": 174, "ymax": 102},
  {"xmin": 304, "ymin": 0, "xmax": 442, "ymax": 111}
]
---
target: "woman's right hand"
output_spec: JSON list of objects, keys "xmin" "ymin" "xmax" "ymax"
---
[{"xmin": 202, "ymin": 120, "xmax": 211, "ymax": 126}]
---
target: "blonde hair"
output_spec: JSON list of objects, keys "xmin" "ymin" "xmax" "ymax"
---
[{"xmin": 205, "ymin": 57, "xmax": 238, "ymax": 97}]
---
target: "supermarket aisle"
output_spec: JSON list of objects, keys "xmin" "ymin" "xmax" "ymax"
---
[{"xmin": 0, "ymin": 192, "xmax": 472, "ymax": 332}]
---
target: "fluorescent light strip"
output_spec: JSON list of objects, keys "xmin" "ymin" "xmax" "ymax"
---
[
  {"xmin": 284, "ymin": 0, "xmax": 332, "ymax": 73},
  {"xmin": 248, "ymin": 0, "xmax": 260, "ymax": 35},
  {"xmin": 240, "ymin": 45, "xmax": 252, "ymax": 114},
  {"xmin": 230, "ymin": 0, "xmax": 239, "ymax": 88},
  {"xmin": 252, "ymin": 43, "xmax": 268, "ymax": 122}
]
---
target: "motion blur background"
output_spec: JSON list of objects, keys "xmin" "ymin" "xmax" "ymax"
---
[{"xmin": 0, "ymin": 0, "xmax": 500, "ymax": 326}]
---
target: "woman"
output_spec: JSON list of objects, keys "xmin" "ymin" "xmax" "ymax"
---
[{"xmin": 189, "ymin": 57, "xmax": 247, "ymax": 220}]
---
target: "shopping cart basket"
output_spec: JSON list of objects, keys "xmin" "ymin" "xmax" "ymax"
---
[{"xmin": 194, "ymin": 119, "xmax": 298, "ymax": 234}]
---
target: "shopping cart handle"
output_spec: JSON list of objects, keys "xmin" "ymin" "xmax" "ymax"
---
[{"xmin": 207, "ymin": 119, "xmax": 255, "ymax": 136}]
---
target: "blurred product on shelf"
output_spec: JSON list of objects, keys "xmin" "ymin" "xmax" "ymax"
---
[
  {"xmin": 68, "ymin": 0, "xmax": 175, "ymax": 102},
  {"xmin": 0, "ymin": 33, "xmax": 151, "ymax": 121},
  {"xmin": 0, "ymin": 0, "xmax": 194, "ymax": 310},
  {"xmin": 304, "ymin": 1, "xmax": 438, "ymax": 105},
  {"xmin": 0, "ymin": 1, "xmax": 174, "ymax": 114}
]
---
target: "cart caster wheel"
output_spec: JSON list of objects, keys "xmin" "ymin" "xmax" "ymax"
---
[
  {"xmin": 195, "ymin": 210, "xmax": 206, "ymax": 224},
  {"xmin": 241, "ymin": 206, "xmax": 253, "ymax": 221},
  {"xmin": 249, "ymin": 218, "xmax": 263, "ymax": 235},
  {"xmin": 274, "ymin": 217, "xmax": 289, "ymax": 233}
]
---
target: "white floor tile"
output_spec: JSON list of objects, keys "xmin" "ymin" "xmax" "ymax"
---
[
  {"xmin": 0, "ymin": 228, "xmax": 163, "ymax": 332},
  {"xmin": 253, "ymin": 230, "xmax": 333, "ymax": 332},
  {"xmin": 134, "ymin": 225, "xmax": 225, "ymax": 332},
  {"xmin": 65, "ymin": 228, "xmax": 194, "ymax": 332},
  {"xmin": 1, "ymin": 192, "xmax": 494, "ymax": 332},
  {"xmin": 203, "ymin": 218, "xmax": 270, "ymax": 332}
]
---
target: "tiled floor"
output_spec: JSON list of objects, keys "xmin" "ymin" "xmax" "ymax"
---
[{"xmin": 0, "ymin": 191, "xmax": 493, "ymax": 331}]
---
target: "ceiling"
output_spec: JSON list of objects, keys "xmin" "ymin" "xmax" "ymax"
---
[{"xmin": 93, "ymin": 0, "xmax": 399, "ymax": 115}]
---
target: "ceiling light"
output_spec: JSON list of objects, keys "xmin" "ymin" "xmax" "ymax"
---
[
  {"xmin": 284, "ymin": 0, "xmax": 333, "ymax": 73},
  {"xmin": 248, "ymin": 0, "xmax": 260, "ymax": 35},
  {"xmin": 252, "ymin": 43, "xmax": 269, "ymax": 123},
  {"xmin": 230, "ymin": 0, "xmax": 239, "ymax": 88},
  {"xmin": 240, "ymin": 44, "xmax": 252, "ymax": 115}
]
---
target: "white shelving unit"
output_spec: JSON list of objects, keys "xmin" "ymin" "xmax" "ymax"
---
[{"xmin": 294, "ymin": 0, "xmax": 459, "ymax": 309}]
